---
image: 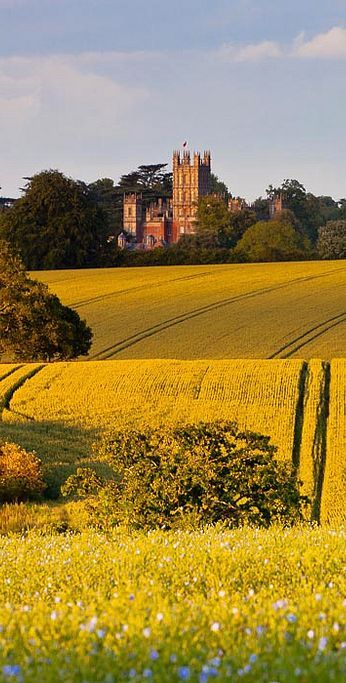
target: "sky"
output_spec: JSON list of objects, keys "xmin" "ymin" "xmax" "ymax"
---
[{"xmin": 1, "ymin": 0, "xmax": 346, "ymax": 201}]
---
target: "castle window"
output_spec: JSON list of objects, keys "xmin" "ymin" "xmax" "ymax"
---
[{"xmin": 128, "ymin": 207, "xmax": 132, "ymax": 217}]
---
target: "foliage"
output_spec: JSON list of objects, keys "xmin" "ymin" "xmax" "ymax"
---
[
  {"xmin": 209, "ymin": 172, "xmax": 229, "ymax": 198},
  {"xmin": 0, "ymin": 239, "xmax": 92, "ymax": 361},
  {"xmin": 195, "ymin": 195, "xmax": 233, "ymax": 247},
  {"xmin": 228, "ymin": 207, "xmax": 257, "ymax": 245},
  {"xmin": 88, "ymin": 178, "xmax": 122, "ymax": 238},
  {"xmin": 266, "ymin": 179, "xmax": 325, "ymax": 243},
  {"xmin": 234, "ymin": 218, "xmax": 310, "ymax": 262},
  {"xmin": 117, "ymin": 163, "xmax": 172, "ymax": 202},
  {"xmin": 70, "ymin": 421, "xmax": 307, "ymax": 530},
  {"xmin": 61, "ymin": 467, "xmax": 104, "ymax": 498},
  {"xmin": 317, "ymin": 220, "xmax": 346, "ymax": 259},
  {"xmin": 0, "ymin": 170, "xmax": 109, "ymax": 269},
  {"xmin": 0, "ymin": 442, "xmax": 45, "ymax": 502}
]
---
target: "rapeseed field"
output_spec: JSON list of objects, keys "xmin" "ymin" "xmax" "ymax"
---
[
  {"xmin": 35, "ymin": 261, "xmax": 346, "ymax": 360},
  {"xmin": 0, "ymin": 357, "xmax": 344, "ymax": 524}
]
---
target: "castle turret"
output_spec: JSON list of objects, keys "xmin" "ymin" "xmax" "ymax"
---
[
  {"xmin": 172, "ymin": 149, "xmax": 211, "ymax": 240},
  {"xmin": 123, "ymin": 193, "xmax": 143, "ymax": 241}
]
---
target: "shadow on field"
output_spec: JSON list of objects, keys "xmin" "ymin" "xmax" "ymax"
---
[{"xmin": 0, "ymin": 420, "xmax": 113, "ymax": 499}]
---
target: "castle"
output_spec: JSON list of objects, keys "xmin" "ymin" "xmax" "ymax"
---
[
  {"xmin": 119, "ymin": 150, "xmax": 212, "ymax": 249},
  {"xmin": 118, "ymin": 149, "xmax": 285, "ymax": 250}
]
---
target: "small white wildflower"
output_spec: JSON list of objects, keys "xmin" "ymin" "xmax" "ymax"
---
[
  {"xmin": 143, "ymin": 627, "xmax": 151, "ymax": 638},
  {"xmin": 307, "ymin": 629, "xmax": 315, "ymax": 639},
  {"xmin": 210, "ymin": 622, "xmax": 220, "ymax": 632}
]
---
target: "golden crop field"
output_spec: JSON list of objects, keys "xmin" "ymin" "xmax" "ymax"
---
[
  {"xmin": 34, "ymin": 261, "xmax": 346, "ymax": 360},
  {"xmin": 0, "ymin": 357, "xmax": 344, "ymax": 524}
]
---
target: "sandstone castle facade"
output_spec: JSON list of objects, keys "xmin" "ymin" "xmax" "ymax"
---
[{"xmin": 119, "ymin": 150, "xmax": 211, "ymax": 249}]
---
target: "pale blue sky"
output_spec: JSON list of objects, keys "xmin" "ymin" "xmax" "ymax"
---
[{"xmin": 1, "ymin": 1, "xmax": 346, "ymax": 200}]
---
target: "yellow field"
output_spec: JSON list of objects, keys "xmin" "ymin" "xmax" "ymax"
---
[
  {"xmin": 34, "ymin": 261, "xmax": 346, "ymax": 360},
  {"xmin": 321, "ymin": 359, "xmax": 346, "ymax": 525},
  {"xmin": 0, "ymin": 357, "xmax": 344, "ymax": 524}
]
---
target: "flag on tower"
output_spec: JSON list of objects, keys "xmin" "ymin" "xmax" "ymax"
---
[{"xmin": 182, "ymin": 141, "xmax": 188, "ymax": 148}]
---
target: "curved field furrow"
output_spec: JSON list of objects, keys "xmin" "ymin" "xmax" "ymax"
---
[
  {"xmin": 91, "ymin": 268, "xmax": 346, "ymax": 360},
  {"xmin": 34, "ymin": 261, "xmax": 346, "ymax": 360},
  {"xmin": 270, "ymin": 312, "xmax": 346, "ymax": 359},
  {"xmin": 71, "ymin": 269, "xmax": 215, "ymax": 310},
  {"xmin": 0, "ymin": 365, "xmax": 43, "ymax": 418}
]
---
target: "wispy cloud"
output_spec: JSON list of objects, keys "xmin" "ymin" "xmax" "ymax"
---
[
  {"xmin": 218, "ymin": 40, "xmax": 282, "ymax": 63},
  {"xmin": 293, "ymin": 26, "xmax": 346, "ymax": 59},
  {"xmin": 216, "ymin": 26, "xmax": 346, "ymax": 63}
]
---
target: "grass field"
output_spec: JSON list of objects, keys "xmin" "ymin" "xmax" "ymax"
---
[
  {"xmin": 0, "ymin": 357, "xmax": 344, "ymax": 524},
  {"xmin": 34, "ymin": 261, "xmax": 346, "ymax": 360},
  {"xmin": 0, "ymin": 526, "xmax": 345, "ymax": 682}
]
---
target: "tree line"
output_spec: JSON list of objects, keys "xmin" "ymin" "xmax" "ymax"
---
[{"xmin": 1, "ymin": 168, "xmax": 346, "ymax": 269}]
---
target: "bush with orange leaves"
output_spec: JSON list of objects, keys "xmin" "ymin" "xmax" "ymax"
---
[{"xmin": 0, "ymin": 443, "xmax": 46, "ymax": 502}]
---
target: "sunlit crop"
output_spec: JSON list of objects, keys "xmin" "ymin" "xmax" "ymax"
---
[
  {"xmin": 320, "ymin": 359, "xmax": 346, "ymax": 525},
  {"xmin": 35, "ymin": 261, "xmax": 346, "ymax": 360},
  {"xmin": 0, "ymin": 357, "xmax": 344, "ymax": 525},
  {"xmin": 0, "ymin": 526, "xmax": 344, "ymax": 682}
]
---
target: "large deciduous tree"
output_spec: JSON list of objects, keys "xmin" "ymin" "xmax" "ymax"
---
[
  {"xmin": 317, "ymin": 220, "xmax": 346, "ymax": 259},
  {"xmin": 195, "ymin": 195, "xmax": 233, "ymax": 247},
  {"xmin": 0, "ymin": 170, "xmax": 108, "ymax": 270},
  {"xmin": 0, "ymin": 239, "xmax": 92, "ymax": 361},
  {"xmin": 234, "ymin": 215, "xmax": 310, "ymax": 262},
  {"xmin": 266, "ymin": 179, "xmax": 322, "ymax": 243}
]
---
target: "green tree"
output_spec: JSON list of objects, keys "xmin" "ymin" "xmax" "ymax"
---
[
  {"xmin": 266, "ymin": 179, "xmax": 322, "ymax": 244},
  {"xmin": 117, "ymin": 163, "xmax": 172, "ymax": 201},
  {"xmin": 229, "ymin": 207, "xmax": 256, "ymax": 245},
  {"xmin": 195, "ymin": 194, "xmax": 232, "ymax": 247},
  {"xmin": 88, "ymin": 178, "xmax": 121, "ymax": 237},
  {"xmin": 234, "ymin": 218, "xmax": 310, "ymax": 262},
  {"xmin": 317, "ymin": 220, "xmax": 346, "ymax": 259},
  {"xmin": 210, "ymin": 172, "xmax": 229, "ymax": 198},
  {"xmin": 63, "ymin": 422, "xmax": 307, "ymax": 530},
  {"xmin": 0, "ymin": 239, "xmax": 92, "ymax": 361},
  {"xmin": 0, "ymin": 170, "xmax": 108, "ymax": 269}
]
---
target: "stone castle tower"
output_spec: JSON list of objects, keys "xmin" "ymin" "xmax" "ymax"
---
[
  {"xmin": 172, "ymin": 150, "xmax": 211, "ymax": 240},
  {"xmin": 123, "ymin": 193, "xmax": 143, "ymax": 240}
]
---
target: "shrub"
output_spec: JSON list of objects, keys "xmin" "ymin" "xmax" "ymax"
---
[
  {"xmin": 64, "ymin": 422, "xmax": 307, "ymax": 530},
  {"xmin": 0, "ymin": 443, "xmax": 46, "ymax": 502}
]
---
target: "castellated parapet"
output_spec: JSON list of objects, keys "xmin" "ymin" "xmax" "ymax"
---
[{"xmin": 172, "ymin": 150, "xmax": 211, "ymax": 240}]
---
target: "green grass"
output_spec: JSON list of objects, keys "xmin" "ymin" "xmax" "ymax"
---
[
  {"xmin": 0, "ymin": 526, "xmax": 344, "ymax": 682},
  {"xmin": 34, "ymin": 261, "xmax": 346, "ymax": 360}
]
